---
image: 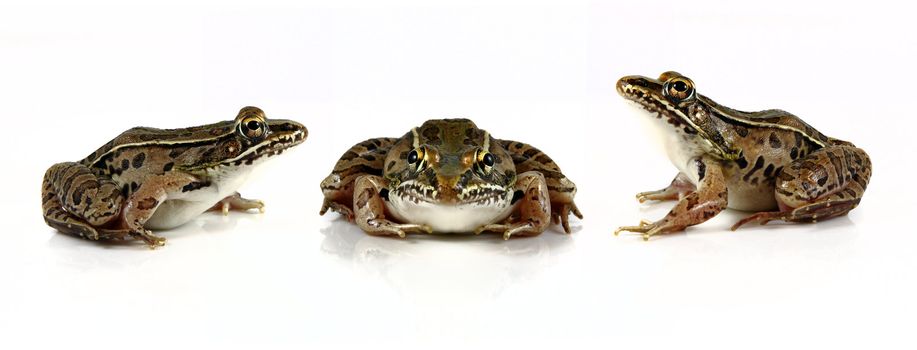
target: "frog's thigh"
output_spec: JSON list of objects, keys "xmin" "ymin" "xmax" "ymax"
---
[
  {"xmin": 477, "ymin": 171, "xmax": 551, "ymax": 239},
  {"xmin": 122, "ymin": 172, "xmax": 201, "ymax": 231},
  {"xmin": 734, "ymin": 145, "xmax": 871, "ymax": 228},
  {"xmin": 352, "ymin": 175, "xmax": 431, "ymax": 237},
  {"xmin": 42, "ymin": 162, "xmax": 123, "ymax": 240}
]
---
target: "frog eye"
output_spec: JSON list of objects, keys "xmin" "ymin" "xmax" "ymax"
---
[
  {"xmin": 664, "ymin": 76, "xmax": 696, "ymax": 102},
  {"xmin": 238, "ymin": 116, "xmax": 267, "ymax": 139},
  {"xmin": 407, "ymin": 147, "xmax": 426, "ymax": 170},
  {"xmin": 482, "ymin": 153, "xmax": 495, "ymax": 167},
  {"xmin": 476, "ymin": 150, "xmax": 496, "ymax": 173}
]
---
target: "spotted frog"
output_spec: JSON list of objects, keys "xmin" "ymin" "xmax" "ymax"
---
[
  {"xmin": 615, "ymin": 72, "xmax": 872, "ymax": 240},
  {"xmin": 320, "ymin": 119, "xmax": 582, "ymax": 239},
  {"xmin": 41, "ymin": 107, "xmax": 307, "ymax": 247}
]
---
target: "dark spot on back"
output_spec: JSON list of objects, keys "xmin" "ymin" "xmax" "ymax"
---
[
  {"xmin": 768, "ymin": 133, "xmax": 781, "ymax": 149},
  {"xmin": 735, "ymin": 156, "xmax": 748, "ymax": 169},
  {"xmin": 132, "ymin": 153, "xmax": 146, "ymax": 169},
  {"xmin": 735, "ymin": 125, "xmax": 748, "ymax": 137}
]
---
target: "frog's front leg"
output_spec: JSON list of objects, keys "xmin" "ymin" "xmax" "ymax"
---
[
  {"xmin": 208, "ymin": 192, "xmax": 264, "ymax": 215},
  {"xmin": 475, "ymin": 171, "xmax": 551, "ymax": 240},
  {"xmin": 616, "ymin": 157, "xmax": 728, "ymax": 240},
  {"xmin": 352, "ymin": 175, "xmax": 432, "ymax": 237},
  {"xmin": 732, "ymin": 145, "xmax": 871, "ymax": 230},
  {"xmin": 635, "ymin": 173, "xmax": 696, "ymax": 203},
  {"xmin": 118, "ymin": 172, "xmax": 210, "ymax": 248}
]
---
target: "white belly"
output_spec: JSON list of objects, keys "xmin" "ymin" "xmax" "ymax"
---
[
  {"xmin": 385, "ymin": 195, "xmax": 515, "ymax": 233},
  {"xmin": 143, "ymin": 167, "xmax": 253, "ymax": 230}
]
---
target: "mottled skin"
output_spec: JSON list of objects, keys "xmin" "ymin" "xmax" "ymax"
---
[
  {"xmin": 320, "ymin": 119, "xmax": 581, "ymax": 239},
  {"xmin": 615, "ymin": 72, "xmax": 872, "ymax": 240},
  {"xmin": 41, "ymin": 107, "xmax": 307, "ymax": 248}
]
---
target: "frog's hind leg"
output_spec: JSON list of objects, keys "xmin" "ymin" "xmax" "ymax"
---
[
  {"xmin": 42, "ymin": 162, "xmax": 169, "ymax": 247},
  {"xmin": 732, "ymin": 145, "xmax": 871, "ymax": 230},
  {"xmin": 320, "ymin": 137, "xmax": 399, "ymax": 221},
  {"xmin": 42, "ymin": 162, "xmax": 124, "ymax": 241},
  {"xmin": 43, "ymin": 191, "xmax": 102, "ymax": 241},
  {"xmin": 496, "ymin": 140, "xmax": 582, "ymax": 233}
]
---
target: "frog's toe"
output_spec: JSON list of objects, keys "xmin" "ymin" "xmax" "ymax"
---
[
  {"xmin": 320, "ymin": 200, "xmax": 355, "ymax": 221},
  {"xmin": 365, "ymin": 221, "xmax": 431, "ymax": 238},
  {"xmin": 731, "ymin": 212, "xmax": 783, "ymax": 231},
  {"xmin": 401, "ymin": 224, "xmax": 433, "ymax": 235},
  {"xmin": 551, "ymin": 203, "xmax": 583, "ymax": 234},
  {"xmin": 474, "ymin": 224, "xmax": 505, "ymax": 235},
  {"xmin": 502, "ymin": 224, "xmax": 541, "ymax": 240},
  {"xmin": 210, "ymin": 193, "xmax": 265, "ymax": 215},
  {"xmin": 133, "ymin": 230, "xmax": 166, "ymax": 249},
  {"xmin": 614, "ymin": 220, "xmax": 654, "ymax": 236}
]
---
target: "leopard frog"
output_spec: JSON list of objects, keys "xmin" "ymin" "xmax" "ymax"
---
[
  {"xmin": 615, "ymin": 72, "xmax": 872, "ymax": 240},
  {"xmin": 320, "ymin": 119, "xmax": 582, "ymax": 239},
  {"xmin": 41, "ymin": 106, "xmax": 307, "ymax": 247}
]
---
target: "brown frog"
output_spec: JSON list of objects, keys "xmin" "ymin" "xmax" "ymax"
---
[
  {"xmin": 41, "ymin": 107, "xmax": 307, "ymax": 247},
  {"xmin": 615, "ymin": 72, "xmax": 872, "ymax": 240},
  {"xmin": 320, "ymin": 119, "xmax": 582, "ymax": 239}
]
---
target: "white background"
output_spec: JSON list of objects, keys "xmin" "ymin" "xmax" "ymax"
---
[{"xmin": 2, "ymin": 1, "xmax": 915, "ymax": 349}]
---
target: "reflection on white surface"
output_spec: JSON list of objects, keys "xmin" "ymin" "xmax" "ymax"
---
[
  {"xmin": 44, "ymin": 212, "xmax": 254, "ymax": 269},
  {"xmin": 320, "ymin": 219, "xmax": 576, "ymax": 300}
]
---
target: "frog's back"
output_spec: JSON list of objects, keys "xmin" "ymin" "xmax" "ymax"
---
[
  {"xmin": 700, "ymin": 95, "xmax": 833, "ymax": 147},
  {"xmin": 79, "ymin": 121, "xmax": 236, "ymax": 166}
]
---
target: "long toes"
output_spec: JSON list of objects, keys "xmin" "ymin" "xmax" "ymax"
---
[
  {"xmin": 572, "ymin": 205, "xmax": 583, "ymax": 219},
  {"xmin": 731, "ymin": 213, "xmax": 780, "ymax": 231},
  {"xmin": 642, "ymin": 227, "xmax": 664, "ymax": 241},
  {"xmin": 615, "ymin": 222, "xmax": 654, "ymax": 236},
  {"xmin": 561, "ymin": 215, "xmax": 572, "ymax": 234},
  {"xmin": 474, "ymin": 225, "xmax": 503, "ymax": 235},
  {"xmin": 406, "ymin": 225, "xmax": 433, "ymax": 234}
]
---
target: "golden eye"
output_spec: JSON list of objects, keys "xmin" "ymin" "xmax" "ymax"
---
[
  {"xmin": 407, "ymin": 147, "xmax": 426, "ymax": 170},
  {"xmin": 664, "ymin": 77, "xmax": 695, "ymax": 101},
  {"xmin": 481, "ymin": 152, "xmax": 494, "ymax": 167},
  {"xmin": 238, "ymin": 116, "xmax": 266, "ymax": 139},
  {"xmin": 476, "ymin": 150, "xmax": 495, "ymax": 173}
]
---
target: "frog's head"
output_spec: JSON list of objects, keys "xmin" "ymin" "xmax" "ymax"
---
[
  {"xmin": 384, "ymin": 119, "xmax": 516, "ymax": 205},
  {"xmin": 616, "ymin": 72, "xmax": 736, "ymax": 160},
  {"xmin": 183, "ymin": 106, "xmax": 308, "ymax": 172}
]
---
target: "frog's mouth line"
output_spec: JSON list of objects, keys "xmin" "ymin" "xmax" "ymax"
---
[
  {"xmin": 392, "ymin": 181, "xmax": 510, "ymax": 206},
  {"xmin": 222, "ymin": 129, "xmax": 307, "ymax": 168}
]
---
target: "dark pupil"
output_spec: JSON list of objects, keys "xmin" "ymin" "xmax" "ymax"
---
[
  {"xmin": 482, "ymin": 153, "xmax": 495, "ymax": 167},
  {"xmin": 407, "ymin": 150, "xmax": 418, "ymax": 164},
  {"xmin": 673, "ymin": 81, "xmax": 688, "ymax": 92},
  {"xmin": 246, "ymin": 120, "xmax": 261, "ymax": 131}
]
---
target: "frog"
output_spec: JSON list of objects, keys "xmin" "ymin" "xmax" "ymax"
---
[
  {"xmin": 614, "ymin": 71, "xmax": 872, "ymax": 240},
  {"xmin": 319, "ymin": 118, "xmax": 582, "ymax": 239},
  {"xmin": 41, "ymin": 106, "xmax": 307, "ymax": 248}
]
